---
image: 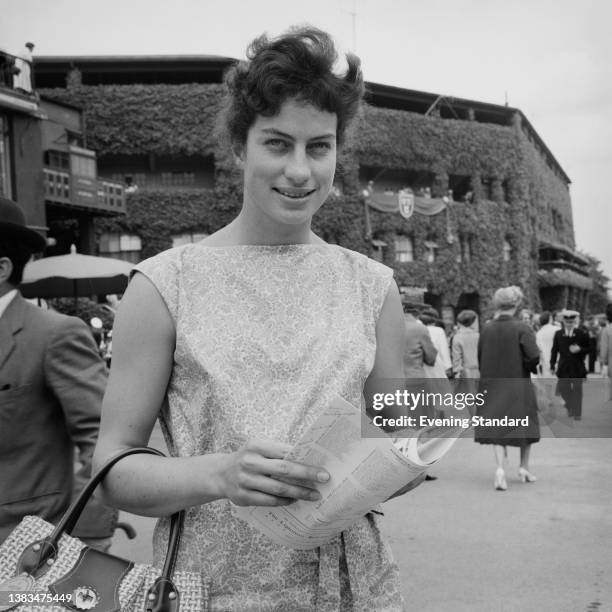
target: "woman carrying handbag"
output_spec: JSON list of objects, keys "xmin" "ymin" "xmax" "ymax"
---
[{"xmin": 92, "ymin": 26, "xmax": 409, "ymax": 611}]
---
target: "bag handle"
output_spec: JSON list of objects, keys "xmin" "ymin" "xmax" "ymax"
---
[
  {"xmin": 54, "ymin": 447, "xmax": 166, "ymax": 537},
  {"xmin": 17, "ymin": 447, "xmax": 184, "ymax": 589}
]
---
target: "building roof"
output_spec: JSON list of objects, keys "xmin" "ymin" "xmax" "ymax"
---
[
  {"xmin": 39, "ymin": 93, "xmax": 83, "ymax": 111},
  {"xmin": 33, "ymin": 54, "xmax": 570, "ymax": 184},
  {"xmin": 33, "ymin": 54, "xmax": 234, "ymax": 86}
]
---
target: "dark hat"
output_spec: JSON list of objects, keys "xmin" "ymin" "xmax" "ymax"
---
[
  {"xmin": 560, "ymin": 309, "xmax": 579, "ymax": 319},
  {"xmin": 400, "ymin": 295, "xmax": 425, "ymax": 315},
  {"xmin": 421, "ymin": 306, "xmax": 440, "ymax": 319},
  {"xmin": 457, "ymin": 309, "xmax": 477, "ymax": 326},
  {"xmin": 0, "ymin": 196, "xmax": 46, "ymax": 252},
  {"xmin": 419, "ymin": 306, "xmax": 443, "ymax": 325}
]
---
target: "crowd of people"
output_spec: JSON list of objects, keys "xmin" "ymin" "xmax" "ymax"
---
[
  {"xmin": 400, "ymin": 290, "xmax": 612, "ymax": 491},
  {"xmin": 1, "ymin": 24, "xmax": 611, "ymax": 610}
]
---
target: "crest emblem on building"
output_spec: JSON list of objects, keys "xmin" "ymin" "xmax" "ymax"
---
[{"xmin": 398, "ymin": 189, "xmax": 415, "ymax": 219}]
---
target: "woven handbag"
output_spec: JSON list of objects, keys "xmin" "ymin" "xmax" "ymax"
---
[{"xmin": 0, "ymin": 447, "xmax": 209, "ymax": 611}]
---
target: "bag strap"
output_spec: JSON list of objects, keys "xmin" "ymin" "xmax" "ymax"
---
[
  {"xmin": 17, "ymin": 447, "xmax": 185, "ymax": 591},
  {"xmin": 54, "ymin": 447, "xmax": 165, "ymax": 537}
]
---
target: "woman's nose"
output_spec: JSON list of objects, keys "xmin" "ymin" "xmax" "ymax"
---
[{"xmin": 284, "ymin": 150, "xmax": 311, "ymax": 184}]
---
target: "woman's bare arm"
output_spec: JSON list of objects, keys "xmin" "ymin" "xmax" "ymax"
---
[
  {"xmin": 94, "ymin": 272, "xmax": 328, "ymax": 517},
  {"xmin": 364, "ymin": 282, "xmax": 426, "ymax": 497}
]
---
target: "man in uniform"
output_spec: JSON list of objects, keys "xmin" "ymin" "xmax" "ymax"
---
[{"xmin": 550, "ymin": 309, "xmax": 590, "ymax": 420}]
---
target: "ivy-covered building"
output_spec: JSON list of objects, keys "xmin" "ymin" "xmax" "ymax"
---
[
  {"xmin": 33, "ymin": 55, "xmax": 591, "ymax": 321},
  {"xmin": 0, "ymin": 45, "xmax": 126, "ymax": 256}
]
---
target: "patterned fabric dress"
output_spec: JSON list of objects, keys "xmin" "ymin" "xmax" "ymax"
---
[{"xmin": 134, "ymin": 243, "xmax": 405, "ymax": 611}]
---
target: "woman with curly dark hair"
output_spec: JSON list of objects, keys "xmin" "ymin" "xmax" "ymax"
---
[{"xmin": 95, "ymin": 27, "xmax": 407, "ymax": 609}]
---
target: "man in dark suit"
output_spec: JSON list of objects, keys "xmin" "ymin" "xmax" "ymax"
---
[
  {"xmin": 0, "ymin": 197, "xmax": 114, "ymax": 548},
  {"xmin": 550, "ymin": 309, "xmax": 590, "ymax": 420}
]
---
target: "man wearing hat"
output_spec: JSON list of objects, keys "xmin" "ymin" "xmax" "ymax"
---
[
  {"xmin": 0, "ymin": 197, "xmax": 114, "ymax": 548},
  {"xmin": 550, "ymin": 309, "xmax": 590, "ymax": 419}
]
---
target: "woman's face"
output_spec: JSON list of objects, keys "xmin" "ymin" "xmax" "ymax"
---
[{"xmin": 239, "ymin": 98, "xmax": 337, "ymax": 232}]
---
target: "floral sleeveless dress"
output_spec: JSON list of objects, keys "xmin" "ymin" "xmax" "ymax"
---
[{"xmin": 134, "ymin": 243, "xmax": 404, "ymax": 611}]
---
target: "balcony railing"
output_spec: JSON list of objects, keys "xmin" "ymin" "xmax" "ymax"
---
[
  {"xmin": 44, "ymin": 168, "xmax": 127, "ymax": 215},
  {"xmin": 0, "ymin": 50, "xmax": 34, "ymax": 94},
  {"xmin": 538, "ymin": 259, "xmax": 590, "ymax": 277}
]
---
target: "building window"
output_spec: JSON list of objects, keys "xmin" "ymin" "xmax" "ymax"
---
[
  {"xmin": 458, "ymin": 235, "xmax": 473, "ymax": 263},
  {"xmin": 171, "ymin": 232, "xmax": 209, "ymax": 247},
  {"xmin": 481, "ymin": 177, "xmax": 495, "ymax": 200},
  {"xmin": 359, "ymin": 165, "xmax": 434, "ymax": 195},
  {"xmin": 45, "ymin": 150, "xmax": 70, "ymax": 171},
  {"xmin": 448, "ymin": 174, "xmax": 472, "ymax": 202},
  {"xmin": 0, "ymin": 114, "xmax": 12, "ymax": 198},
  {"xmin": 552, "ymin": 209, "xmax": 564, "ymax": 233},
  {"xmin": 502, "ymin": 179, "xmax": 510, "ymax": 202},
  {"xmin": 70, "ymin": 154, "xmax": 96, "ymax": 178},
  {"xmin": 99, "ymin": 232, "xmax": 142, "ymax": 264},
  {"xmin": 102, "ymin": 154, "xmax": 215, "ymax": 190},
  {"xmin": 503, "ymin": 240, "xmax": 512, "ymax": 262},
  {"xmin": 394, "ymin": 235, "xmax": 413, "ymax": 263},
  {"xmin": 424, "ymin": 240, "xmax": 438, "ymax": 263}
]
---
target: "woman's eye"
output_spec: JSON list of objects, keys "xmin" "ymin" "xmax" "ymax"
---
[
  {"xmin": 308, "ymin": 142, "xmax": 332, "ymax": 155},
  {"xmin": 266, "ymin": 139, "xmax": 289, "ymax": 151}
]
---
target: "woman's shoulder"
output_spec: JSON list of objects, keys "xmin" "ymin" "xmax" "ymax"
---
[
  {"xmin": 331, "ymin": 245, "xmax": 393, "ymax": 276},
  {"xmin": 131, "ymin": 245, "xmax": 196, "ymax": 311},
  {"xmin": 133, "ymin": 244, "xmax": 192, "ymax": 275}
]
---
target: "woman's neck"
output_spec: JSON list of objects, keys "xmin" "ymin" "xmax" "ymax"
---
[{"xmin": 209, "ymin": 211, "xmax": 324, "ymax": 246}]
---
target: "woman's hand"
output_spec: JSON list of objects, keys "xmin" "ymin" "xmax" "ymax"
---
[{"xmin": 219, "ymin": 439, "xmax": 330, "ymax": 507}]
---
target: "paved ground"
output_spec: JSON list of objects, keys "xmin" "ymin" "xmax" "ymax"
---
[{"xmin": 110, "ymin": 378, "xmax": 612, "ymax": 611}]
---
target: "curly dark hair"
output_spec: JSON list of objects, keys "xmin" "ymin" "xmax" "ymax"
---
[{"xmin": 220, "ymin": 26, "xmax": 364, "ymax": 151}]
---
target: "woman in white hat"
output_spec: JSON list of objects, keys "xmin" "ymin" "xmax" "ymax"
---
[{"xmin": 474, "ymin": 286, "xmax": 541, "ymax": 490}]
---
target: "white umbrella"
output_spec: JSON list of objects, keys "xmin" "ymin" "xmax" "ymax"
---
[{"xmin": 21, "ymin": 244, "xmax": 134, "ymax": 300}]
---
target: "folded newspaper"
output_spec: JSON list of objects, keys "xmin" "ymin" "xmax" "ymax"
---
[{"xmin": 234, "ymin": 394, "xmax": 461, "ymax": 549}]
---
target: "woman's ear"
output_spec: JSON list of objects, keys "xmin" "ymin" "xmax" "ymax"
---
[{"xmin": 233, "ymin": 144, "xmax": 245, "ymax": 168}]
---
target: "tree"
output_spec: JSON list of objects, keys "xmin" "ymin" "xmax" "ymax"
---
[{"xmin": 580, "ymin": 252, "xmax": 611, "ymax": 314}]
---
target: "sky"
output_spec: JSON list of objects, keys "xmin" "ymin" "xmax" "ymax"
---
[{"xmin": 2, "ymin": 0, "xmax": 611, "ymax": 287}]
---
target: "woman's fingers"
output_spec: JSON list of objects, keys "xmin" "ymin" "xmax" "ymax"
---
[
  {"xmin": 267, "ymin": 458, "xmax": 329, "ymax": 486},
  {"xmin": 242, "ymin": 440, "xmax": 330, "ymax": 487},
  {"xmin": 246, "ymin": 439, "xmax": 293, "ymax": 459},
  {"xmin": 242, "ymin": 473, "xmax": 322, "ymax": 503},
  {"xmin": 223, "ymin": 439, "xmax": 331, "ymax": 507}
]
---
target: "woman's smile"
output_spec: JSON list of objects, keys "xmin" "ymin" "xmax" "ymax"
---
[{"xmin": 272, "ymin": 187, "xmax": 317, "ymax": 200}]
